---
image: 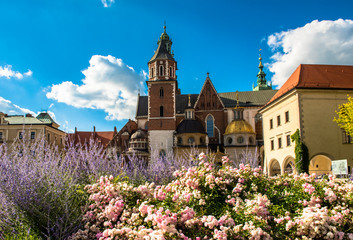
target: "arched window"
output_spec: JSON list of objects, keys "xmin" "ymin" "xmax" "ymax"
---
[
  {"xmin": 160, "ymin": 106, "xmax": 164, "ymax": 117},
  {"xmin": 170, "ymin": 67, "xmax": 173, "ymax": 77},
  {"xmin": 188, "ymin": 137, "xmax": 195, "ymax": 144},
  {"xmin": 160, "ymin": 87, "xmax": 164, "ymax": 97},
  {"xmin": 177, "ymin": 137, "xmax": 182, "ymax": 145},
  {"xmin": 206, "ymin": 115, "xmax": 214, "ymax": 137},
  {"xmin": 159, "ymin": 149, "xmax": 166, "ymax": 158},
  {"xmin": 159, "ymin": 65, "xmax": 164, "ymax": 76},
  {"xmin": 237, "ymin": 136, "xmax": 244, "ymax": 144},
  {"xmin": 151, "ymin": 68, "xmax": 154, "ymax": 78}
]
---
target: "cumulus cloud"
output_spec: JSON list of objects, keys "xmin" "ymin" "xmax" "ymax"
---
[
  {"xmin": 101, "ymin": 0, "xmax": 115, "ymax": 7},
  {"xmin": 267, "ymin": 19, "xmax": 353, "ymax": 88},
  {"xmin": 0, "ymin": 65, "xmax": 32, "ymax": 79},
  {"xmin": 0, "ymin": 96, "xmax": 36, "ymax": 116},
  {"xmin": 46, "ymin": 55, "xmax": 146, "ymax": 121}
]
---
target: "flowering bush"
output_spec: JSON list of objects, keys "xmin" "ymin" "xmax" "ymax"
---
[
  {"xmin": 0, "ymin": 134, "xmax": 194, "ymax": 239},
  {"xmin": 0, "ymin": 135, "xmax": 122, "ymax": 239},
  {"xmin": 71, "ymin": 153, "xmax": 353, "ymax": 240}
]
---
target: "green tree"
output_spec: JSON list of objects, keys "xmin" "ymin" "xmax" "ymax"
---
[
  {"xmin": 291, "ymin": 129, "xmax": 309, "ymax": 174},
  {"xmin": 334, "ymin": 95, "xmax": 353, "ymax": 137}
]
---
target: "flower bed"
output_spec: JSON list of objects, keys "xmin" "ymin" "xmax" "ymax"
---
[{"xmin": 71, "ymin": 153, "xmax": 353, "ymax": 240}]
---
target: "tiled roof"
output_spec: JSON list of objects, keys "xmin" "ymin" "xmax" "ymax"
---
[
  {"xmin": 70, "ymin": 131, "xmax": 115, "ymax": 148},
  {"xmin": 136, "ymin": 96, "xmax": 148, "ymax": 118},
  {"xmin": 267, "ymin": 64, "xmax": 353, "ymax": 105},
  {"xmin": 219, "ymin": 90, "xmax": 277, "ymax": 108},
  {"xmin": 135, "ymin": 90, "xmax": 277, "ymax": 118},
  {"xmin": 176, "ymin": 94, "xmax": 199, "ymax": 114},
  {"xmin": 5, "ymin": 116, "xmax": 43, "ymax": 124},
  {"xmin": 36, "ymin": 112, "xmax": 56, "ymax": 124}
]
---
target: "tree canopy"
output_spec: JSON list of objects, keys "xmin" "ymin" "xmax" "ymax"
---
[{"xmin": 334, "ymin": 95, "xmax": 353, "ymax": 137}]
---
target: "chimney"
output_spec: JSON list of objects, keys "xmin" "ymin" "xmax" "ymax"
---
[
  {"xmin": 93, "ymin": 126, "xmax": 96, "ymax": 133},
  {"xmin": 114, "ymin": 126, "xmax": 117, "ymax": 133},
  {"xmin": 25, "ymin": 113, "xmax": 33, "ymax": 118}
]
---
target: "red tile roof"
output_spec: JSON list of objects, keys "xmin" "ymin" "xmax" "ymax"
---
[
  {"xmin": 268, "ymin": 64, "xmax": 353, "ymax": 105},
  {"xmin": 68, "ymin": 131, "xmax": 116, "ymax": 148}
]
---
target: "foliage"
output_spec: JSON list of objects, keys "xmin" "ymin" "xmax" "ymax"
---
[
  {"xmin": 291, "ymin": 129, "xmax": 309, "ymax": 174},
  {"xmin": 71, "ymin": 153, "xmax": 353, "ymax": 240},
  {"xmin": 0, "ymin": 135, "xmax": 122, "ymax": 239},
  {"xmin": 334, "ymin": 95, "xmax": 353, "ymax": 137},
  {"xmin": 0, "ymin": 133, "xmax": 198, "ymax": 239}
]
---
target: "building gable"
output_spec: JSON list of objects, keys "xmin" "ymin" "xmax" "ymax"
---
[{"xmin": 194, "ymin": 73, "xmax": 225, "ymax": 111}]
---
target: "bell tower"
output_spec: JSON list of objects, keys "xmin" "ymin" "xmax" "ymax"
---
[{"xmin": 147, "ymin": 25, "xmax": 179, "ymax": 155}]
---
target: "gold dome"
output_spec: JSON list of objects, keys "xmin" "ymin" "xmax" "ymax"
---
[{"xmin": 225, "ymin": 120, "xmax": 255, "ymax": 135}]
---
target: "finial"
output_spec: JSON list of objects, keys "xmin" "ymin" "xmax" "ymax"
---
[
  {"xmin": 188, "ymin": 94, "xmax": 191, "ymax": 107},
  {"xmin": 258, "ymin": 48, "xmax": 263, "ymax": 68},
  {"xmin": 163, "ymin": 20, "xmax": 166, "ymax": 33},
  {"xmin": 206, "ymin": 72, "xmax": 210, "ymax": 78},
  {"xmin": 259, "ymin": 48, "xmax": 262, "ymax": 61},
  {"xmin": 236, "ymin": 91, "xmax": 239, "ymax": 108}
]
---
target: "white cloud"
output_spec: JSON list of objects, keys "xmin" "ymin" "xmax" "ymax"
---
[
  {"xmin": 101, "ymin": 0, "xmax": 115, "ymax": 7},
  {"xmin": 267, "ymin": 19, "xmax": 353, "ymax": 88},
  {"xmin": 46, "ymin": 55, "xmax": 146, "ymax": 121},
  {"xmin": 0, "ymin": 65, "xmax": 32, "ymax": 79},
  {"xmin": 0, "ymin": 96, "xmax": 36, "ymax": 116}
]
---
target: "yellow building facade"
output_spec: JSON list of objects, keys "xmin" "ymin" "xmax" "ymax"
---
[
  {"xmin": 261, "ymin": 64, "xmax": 353, "ymax": 176},
  {"xmin": 0, "ymin": 112, "xmax": 66, "ymax": 149}
]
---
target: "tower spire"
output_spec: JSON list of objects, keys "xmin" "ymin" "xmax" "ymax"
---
[{"xmin": 252, "ymin": 49, "xmax": 272, "ymax": 91}]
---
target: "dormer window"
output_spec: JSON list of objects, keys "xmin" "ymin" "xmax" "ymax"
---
[{"xmin": 159, "ymin": 65, "xmax": 164, "ymax": 76}]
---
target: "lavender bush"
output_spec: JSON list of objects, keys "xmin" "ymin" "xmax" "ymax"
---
[
  {"xmin": 0, "ymin": 133, "xmax": 262, "ymax": 239},
  {"xmin": 0, "ymin": 135, "xmax": 122, "ymax": 239}
]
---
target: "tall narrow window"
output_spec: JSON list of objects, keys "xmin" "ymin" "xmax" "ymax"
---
[
  {"xmin": 270, "ymin": 119, "xmax": 273, "ymax": 129},
  {"xmin": 206, "ymin": 115, "xmax": 214, "ymax": 137},
  {"xmin": 277, "ymin": 115, "xmax": 281, "ymax": 126},
  {"xmin": 0, "ymin": 132, "xmax": 3, "ymax": 141},
  {"xmin": 160, "ymin": 87, "xmax": 164, "ymax": 97},
  {"xmin": 19, "ymin": 132, "xmax": 23, "ymax": 140},
  {"xmin": 343, "ymin": 130, "xmax": 352, "ymax": 144},
  {"xmin": 278, "ymin": 137, "xmax": 282, "ymax": 149},
  {"xmin": 151, "ymin": 68, "xmax": 154, "ymax": 78},
  {"xmin": 159, "ymin": 65, "xmax": 164, "ymax": 76},
  {"xmin": 169, "ymin": 67, "xmax": 173, "ymax": 77},
  {"xmin": 271, "ymin": 140, "xmax": 274, "ymax": 150},
  {"xmin": 286, "ymin": 135, "xmax": 291, "ymax": 146},
  {"xmin": 160, "ymin": 106, "xmax": 164, "ymax": 117},
  {"xmin": 31, "ymin": 132, "xmax": 35, "ymax": 140},
  {"xmin": 285, "ymin": 111, "xmax": 289, "ymax": 123}
]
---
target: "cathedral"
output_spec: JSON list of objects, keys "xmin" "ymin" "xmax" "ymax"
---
[{"xmin": 119, "ymin": 26, "xmax": 277, "ymax": 163}]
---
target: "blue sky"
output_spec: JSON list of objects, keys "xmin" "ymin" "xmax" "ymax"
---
[{"xmin": 1, "ymin": 0, "xmax": 353, "ymax": 132}]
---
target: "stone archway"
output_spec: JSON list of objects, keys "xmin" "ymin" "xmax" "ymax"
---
[
  {"xmin": 309, "ymin": 154, "xmax": 332, "ymax": 175},
  {"xmin": 283, "ymin": 156, "xmax": 296, "ymax": 174},
  {"xmin": 269, "ymin": 159, "xmax": 281, "ymax": 176}
]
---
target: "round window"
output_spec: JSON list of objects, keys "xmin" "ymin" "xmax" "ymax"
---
[
  {"xmin": 237, "ymin": 136, "xmax": 244, "ymax": 144},
  {"xmin": 227, "ymin": 137, "xmax": 233, "ymax": 144}
]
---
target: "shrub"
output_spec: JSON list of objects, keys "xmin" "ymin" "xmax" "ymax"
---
[
  {"xmin": 71, "ymin": 153, "xmax": 353, "ymax": 240},
  {"xmin": 0, "ymin": 135, "xmax": 122, "ymax": 239}
]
